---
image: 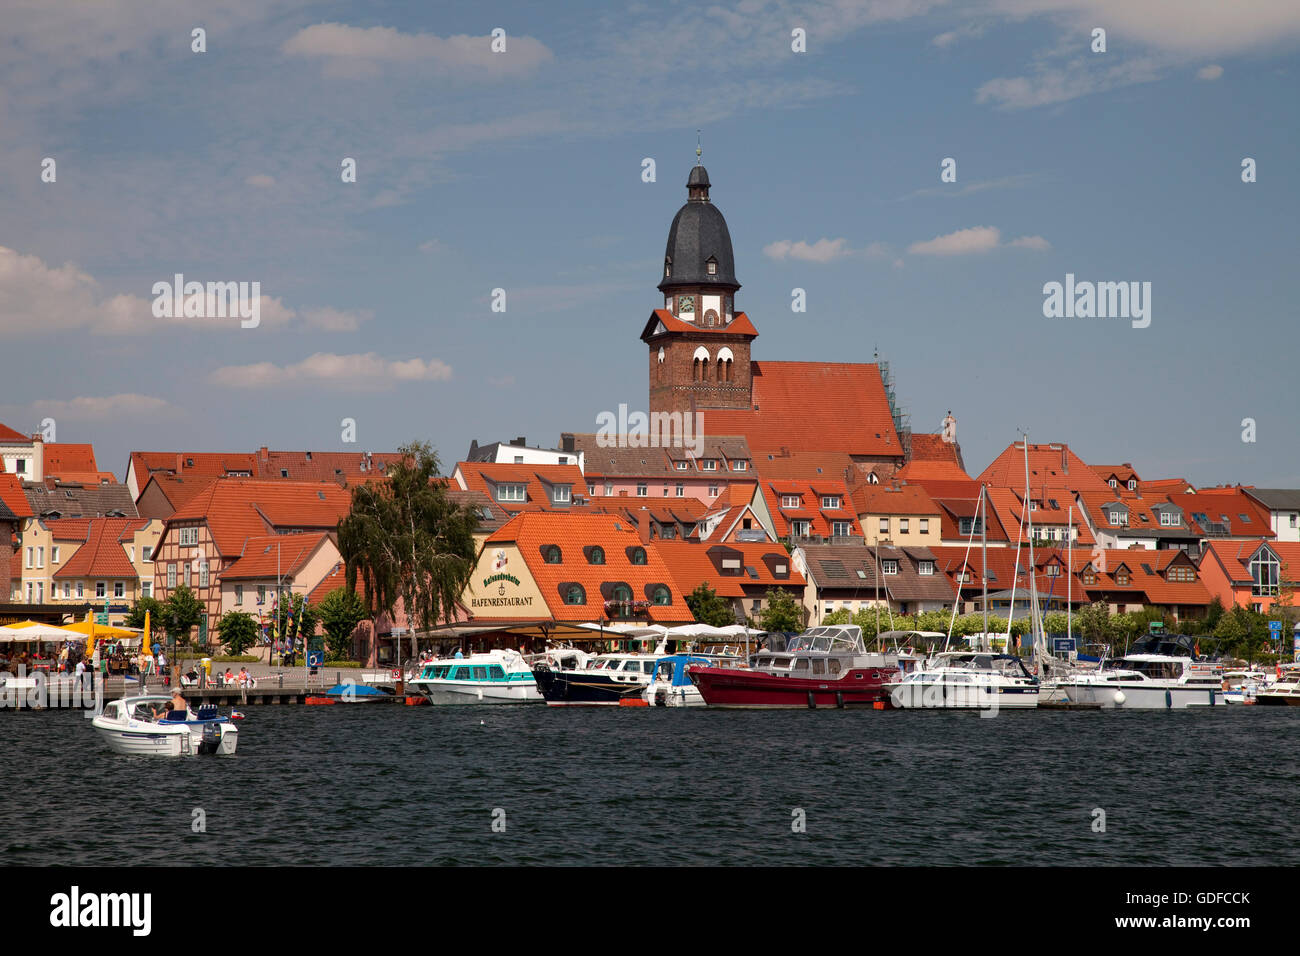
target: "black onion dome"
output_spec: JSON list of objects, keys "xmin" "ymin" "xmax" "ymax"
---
[{"xmin": 658, "ymin": 165, "xmax": 740, "ymax": 293}]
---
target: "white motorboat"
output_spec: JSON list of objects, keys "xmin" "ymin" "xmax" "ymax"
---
[
  {"xmin": 885, "ymin": 651, "xmax": 1040, "ymax": 710},
  {"xmin": 407, "ymin": 649, "xmax": 543, "ymax": 704},
  {"xmin": 1222, "ymin": 669, "xmax": 1270, "ymax": 705},
  {"xmin": 1061, "ymin": 654, "xmax": 1225, "ymax": 709},
  {"xmin": 92, "ymin": 695, "xmax": 239, "ymax": 756},
  {"xmin": 1255, "ymin": 664, "xmax": 1300, "ymax": 706},
  {"xmin": 642, "ymin": 652, "xmax": 742, "ymax": 706},
  {"xmin": 532, "ymin": 647, "xmax": 667, "ymax": 705}
]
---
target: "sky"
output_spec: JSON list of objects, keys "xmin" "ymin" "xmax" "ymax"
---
[{"xmin": 1, "ymin": 0, "xmax": 1298, "ymax": 488}]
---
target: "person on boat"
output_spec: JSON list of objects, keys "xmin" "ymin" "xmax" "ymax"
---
[
  {"xmin": 454, "ymin": 648, "xmax": 464, "ymax": 659},
  {"xmin": 168, "ymin": 689, "xmax": 188, "ymax": 718}
]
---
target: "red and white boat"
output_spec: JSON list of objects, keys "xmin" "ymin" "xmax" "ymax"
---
[{"xmin": 688, "ymin": 625, "xmax": 899, "ymax": 709}]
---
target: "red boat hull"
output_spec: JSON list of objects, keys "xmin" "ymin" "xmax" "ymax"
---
[{"xmin": 689, "ymin": 665, "xmax": 899, "ymax": 709}]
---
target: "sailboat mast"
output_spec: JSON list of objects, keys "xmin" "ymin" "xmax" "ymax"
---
[
  {"xmin": 1068, "ymin": 505, "xmax": 1073, "ymax": 650},
  {"xmin": 981, "ymin": 486, "xmax": 988, "ymax": 641}
]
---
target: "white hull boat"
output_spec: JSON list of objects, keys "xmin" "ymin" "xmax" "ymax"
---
[
  {"xmin": 92, "ymin": 695, "xmax": 239, "ymax": 756},
  {"xmin": 408, "ymin": 649, "xmax": 543, "ymax": 704},
  {"xmin": 1062, "ymin": 654, "xmax": 1225, "ymax": 709},
  {"xmin": 886, "ymin": 652, "xmax": 1039, "ymax": 710}
]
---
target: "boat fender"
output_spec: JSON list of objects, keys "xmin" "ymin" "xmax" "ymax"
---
[
  {"xmin": 1113, "ymin": 691, "xmax": 1126, "ymax": 705},
  {"xmin": 807, "ymin": 691, "xmax": 816, "ymax": 710},
  {"xmin": 230, "ymin": 711, "xmax": 245, "ymax": 720},
  {"xmin": 835, "ymin": 692, "xmax": 845, "ymax": 709}
]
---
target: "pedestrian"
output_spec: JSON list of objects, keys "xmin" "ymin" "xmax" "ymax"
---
[{"xmin": 454, "ymin": 647, "xmax": 464, "ymax": 659}]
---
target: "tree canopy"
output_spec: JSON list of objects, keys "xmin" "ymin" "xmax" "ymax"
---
[
  {"xmin": 317, "ymin": 586, "xmax": 368, "ymax": 661},
  {"xmin": 685, "ymin": 582, "xmax": 734, "ymax": 627}
]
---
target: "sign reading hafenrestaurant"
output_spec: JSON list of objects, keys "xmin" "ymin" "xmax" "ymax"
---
[{"xmin": 472, "ymin": 571, "xmax": 534, "ymax": 609}]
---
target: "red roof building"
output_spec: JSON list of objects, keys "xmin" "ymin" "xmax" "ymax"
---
[
  {"xmin": 978, "ymin": 441, "xmax": 1112, "ymax": 495},
  {"xmin": 655, "ymin": 538, "xmax": 804, "ymax": 620},
  {"xmin": 757, "ymin": 478, "xmax": 861, "ymax": 542},
  {"xmin": 1198, "ymin": 539, "xmax": 1300, "ymax": 614},
  {"xmin": 452, "ymin": 462, "xmax": 588, "ymax": 514}
]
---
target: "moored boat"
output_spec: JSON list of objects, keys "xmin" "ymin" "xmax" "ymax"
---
[
  {"xmin": 1255, "ymin": 664, "xmax": 1300, "ymax": 706},
  {"xmin": 407, "ymin": 649, "xmax": 542, "ymax": 704},
  {"xmin": 642, "ymin": 652, "xmax": 741, "ymax": 706},
  {"xmin": 689, "ymin": 625, "xmax": 899, "ymax": 709},
  {"xmin": 532, "ymin": 648, "xmax": 665, "ymax": 706},
  {"xmin": 92, "ymin": 695, "xmax": 239, "ymax": 756},
  {"xmin": 886, "ymin": 652, "xmax": 1039, "ymax": 710}
]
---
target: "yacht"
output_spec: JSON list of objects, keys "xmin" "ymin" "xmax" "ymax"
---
[
  {"xmin": 92, "ymin": 695, "xmax": 239, "ymax": 756},
  {"xmin": 886, "ymin": 652, "xmax": 1039, "ymax": 710},
  {"xmin": 642, "ymin": 652, "xmax": 741, "ymax": 707},
  {"xmin": 531, "ymin": 648, "xmax": 665, "ymax": 706},
  {"xmin": 688, "ymin": 625, "xmax": 899, "ymax": 709},
  {"xmin": 1255, "ymin": 664, "xmax": 1300, "ymax": 706},
  {"xmin": 1061, "ymin": 654, "xmax": 1224, "ymax": 709},
  {"xmin": 1222, "ymin": 669, "xmax": 1270, "ymax": 705},
  {"xmin": 408, "ymin": 649, "xmax": 543, "ymax": 704}
]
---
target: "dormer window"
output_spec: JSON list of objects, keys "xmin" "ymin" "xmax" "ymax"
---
[
  {"xmin": 1109, "ymin": 478, "xmax": 1117, "ymax": 488},
  {"xmin": 1127, "ymin": 479, "xmax": 1136, "ymax": 490},
  {"xmin": 1115, "ymin": 568, "xmax": 1130, "ymax": 586},
  {"xmin": 543, "ymin": 545, "xmax": 562, "ymax": 564},
  {"xmin": 706, "ymin": 257, "xmax": 718, "ymax": 276},
  {"xmin": 664, "ymin": 257, "xmax": 672, "ymax": 278},
  {"xmin": 496, "ymin": 483, "xmax": 526, "ymax": 502},
  {"xmin": 1109, "ymin": 510, "xmax": 1127, "ymax": 526},
  {"xmin": 881, "ymin": 559, "xmax": 899, "ymax": 575},
  {"xmin": 588, "ymin": 546, "xmax": 605, "ymax": 565},
  {"xmin": 629, "ymin": 546, "xmax": 647, "ymax": 566},
  {"xmin": 552, "ymin": 485, "xmax": 572, "ymax": 505},
  {"xmin": 1082, "ymin": 569, "xmax": 1096, "ymax": 585},
  {"xmin": 781, "ymin": 495, "xmax": 801, "ymax": 508},
  {"xmin": 821, "ymin": 496, "xmax": 841, "ymax": 510}
]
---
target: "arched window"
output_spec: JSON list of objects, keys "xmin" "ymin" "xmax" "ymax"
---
[
  {"xmin": 565, "ymin": 584, "xmax": 586, "ymax": 605},
  {"xmin": 652, "ymin": 585, "xmax": 671, "ymax": 605},
  {"xmin": 717, "ymin": 346, "xmax": 734, "ymax": 384},
  {"xmin": 543, "ymin": 545, "xmax": 562, "ymax": 564},
  {"xmin": 629, "ymin": 546, "xmax": 647, "ymax": 565},
  {"xmin": 588, "ymin": 546, "xmax": 605, "ymax": 565},
  {"xmin": 613, "ymin": 584, "xmax": 633, "ymax": 602},
  {"xmin": 692, "ymin": 346, "xmax": 709, "ymax": 383},
  {"xmin": 706, "ymin": 256, "xmax": 718, "ymax": 276}
]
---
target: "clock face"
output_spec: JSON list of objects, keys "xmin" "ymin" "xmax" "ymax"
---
[{"xmin": 678, "ymin": 295, "xmax": 695, "ymax": 313}]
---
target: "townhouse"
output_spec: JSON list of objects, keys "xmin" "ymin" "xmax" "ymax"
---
[
  {"xmin": 757, "ymin": 478, "xmax": 861, "ymax": 543},
  {"xmin": 452, "ymin": 461, "xmax": 587, "ymax": 514},
  {"xmin": 1242, "ymin": 489, "xmax": 1300, "ymax": 544},
  {"xmin": 566, "ymin": 433, "xmax": 754, "ymax": 505},
  {"xmin": 851, "ymin": 482, "xmax": 943, "ymax": 548},
  {"xmin": 655, "ymin": 538, "xmax": 803, "ymax": 622},
  {"xmin": 794, "ymin": 542, "xmax": 956, "ymax": 623},
  {"xmin": 1198, "ymin": 539, "xmax": 1300, "ymax": 614}
]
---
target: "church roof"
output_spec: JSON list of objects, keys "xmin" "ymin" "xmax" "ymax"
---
[
  {"xmin": 700, "ymin": 361, "xmax": 902, "ymax": 459},
  {"xmin": 640, "ymin": 308, "xmax": 758, "ymax": 342},
  {"xmin": 658, "ymin": 166, "xmax": 739, "ymax": 293}
]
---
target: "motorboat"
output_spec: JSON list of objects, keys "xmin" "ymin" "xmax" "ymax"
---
[
  {"xmin": 688, "ymin": 625, "xmax": 900, "ymax": 709},
  {"xmin": 885, "ymin": 652, "xmax": 1040, "ymax": 710},
  {"xmin": 1058, "ymin": 634, "xmax": 1225, "ymax": 709},
  {"xmin": 407, "ymin": 649, "xmax": 542, "ymax": 704},
  {"xmin": 531, "ymin": 647, "xmax": 665, "ymax": 706},
  {"xmin": 1255, "ymin": 664, "xmax": 1300, "ymax": 706},
  {"xmin": 1222, "ymin": 669, "xmax": 1270, "ymax": 705},
  {"xmin": 91, "ymin": 695, "xmax": 239, "ymax": 756},
  {"xmin": 642, "ymin": 652, "xmax": 741, "ymax": 707}
]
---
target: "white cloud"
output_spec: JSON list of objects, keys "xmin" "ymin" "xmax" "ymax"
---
[
  {"xmin": 245, "ymin": 174, "xmax": 276, "ymax": 187},
  {"xmin": 282, "ymin": 23, "xmax": 553, "ymax": 77},
  {"xmin": 976, "ymin": 57, "xmax": 1162, "ymax": 109},
  {"xmin": 932, "ymin": 23, "xmax": 988, "ymax": 48},
  {"xmin": 418, "ymin": 238, "xmax": 448, "ymax": 254},
  {"xmin": 1008, "ymin": 235, "xmax": 1051, "ymax": 251},
  {"xmin": 1197, "ymin": 64, "xmax": 1224, "ymax": 80},
  {"xmin": 763, "ymin": 238, "xmax": 893, "ymax": 263},
  {"xmin": 209, "ymin": 352, "xmax": 453, "ymax": 389},
  {"xmin": 908, "ymin": 226, "xmax": 1003, "ymax": 256},
  {"xmin": 298, "ymin": 307, "xmax": 374, "ymax": 332},
  {"xmin": 26, "ymin": 394, "xmax": 180, "ymax": 422}
]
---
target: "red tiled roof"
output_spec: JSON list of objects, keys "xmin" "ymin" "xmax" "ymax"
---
[
  {"xmin": 43, "ymin": 518, "xmax": 93, "ymax": 541},
  {"xmin": 165, "ymin": 480, "xmax": 353, "ymax": 556},
  {"xmin": 307, "ymin": 562, "xmax": 367, "ymax": 606},
  {"xmin": 0, "ymin": 423, "xmax": 30, "ymax": 443},
  {"xmin": 978, "ymin": 442, "xmax": 1111, "ymax": 494},
  {"xmin": 897, "ymin": 435, "xmax": 971, "ymax": 482},
  {"xmin": 0, "ymin": 474, "xmax": 33, "ymax": 519},
  {"xmin": 42, "ymin": 444, "xmax": 113, "ymax": 483},
  {"xmin": 1202, "ymin": 540, "xmax": 1300, "ymax": 585},
  {"xmin": 219, "ymin": 532, "xmax": 331, "ymax": 581},
  {"xmin": 483, "ymin": 512, "xmax": 692, "ymax": 622},
  {"xmin": 752, "ymin": 450, "xmax": 857, "ymax": 482},
  {"xmin": 850, "ymin": 483, "xmax": 941, "ymax": 517},
  {"xmin": 701, "ymin": 362, "xmax": 901, "ymax": 458},
  {"xmin": 141, "ymin": 474, "xmax": 221, "ymax": 511},
  {"xmin": 53, "ymin": 518, "xmax": 139, "ymax": 578},
  {"xmin": 455, "ymin": 462, "xmax": 586, "ymax": 513},
  {"xmin": 758, "ymin": 479, "xmax": 860, "ymax": 538},
  {"xmin": 642, "ymin": 308, "xmax": 760, "ymax": 339},
  {"xmin": 984, "ymin": 488, "xmax": 1096, "ymax": 547},
  {"xmin": 654, "ymin": 539, "xmax": 803, "ymax": 598},
  {"xmin": 1167, "ymin": 490, "xmax": 1272, "ymax": 538}
]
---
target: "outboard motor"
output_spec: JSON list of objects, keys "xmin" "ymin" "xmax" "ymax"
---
[{"xmin": 198, "ymin": 722, "xmax": 223, "ymax": 755}]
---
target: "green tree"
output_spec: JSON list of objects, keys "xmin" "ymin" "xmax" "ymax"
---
[
  {"xmin": 215, "ymin": 610, "xmax": 259, "ymax": 656},
  {"xmin": 317, "ymin": 586, "xmax": 368, "ymax": 661},
  {"xmin": 685, "ymin": 582, "xmax": 735, "ymax": 627},
  {"xmin": 338, "ymin": 441, "xmax": 479, "ymax": 664},
  {"xmin": 161, "ymin": 584, "xmax": 204, "ymax": 646},
  {"xmin": 125, "ymin": 596, "xmax": 165, "ymax": 631},
  {"xmin": 821, "ymin": 608, "xmax": 852, "ymax": 625},
  {"xmin": 759, "ymin": 588, "xmax": 804, "ymax": 633},
  {"xmin": 1076, "ymin": 601, "xmax": 1111, "ymax": 648}
]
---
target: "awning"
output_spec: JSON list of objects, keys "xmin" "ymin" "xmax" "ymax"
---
[{"xmin": 0, "ymin": 621, "xmax": 87, "ymax": 643}]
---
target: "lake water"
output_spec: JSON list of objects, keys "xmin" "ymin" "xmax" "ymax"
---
[{"xmin": 3, "ymin": 705, "xmax": 1296, "ymax": 866}]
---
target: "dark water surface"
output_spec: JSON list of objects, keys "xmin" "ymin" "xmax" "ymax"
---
[{"xmin": 3, "ymin": 705, "xmax": 1297, "ymax": 865}]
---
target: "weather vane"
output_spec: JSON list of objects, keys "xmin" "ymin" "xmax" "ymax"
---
[{"xmin": 696, "ymin": 129, "xmax": 702, "ymax": 165}]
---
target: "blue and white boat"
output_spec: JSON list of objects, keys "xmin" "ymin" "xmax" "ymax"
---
[
  {"xmin": 642, "ymin": 653, "xmax": 741, "ymax": 707},
  {"xmin": 92, "ymin": 695, "xmax": 239, "ymax": 756},
  {"xmin": 408, "ymin": 649, "xmax": 542, "ymax": 704}
]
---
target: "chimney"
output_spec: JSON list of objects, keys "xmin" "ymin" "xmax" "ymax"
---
[
  {"xmin": 561, "ymin": 433, "xmax": 575, "ymax": 453},
  {"xmin": 175, "ymin": 453, "xmax": 183, "ymax": 472},
  {"xmin": 1061, "ymin": 445, "xmax": 1068, "ymax": 474},
  {"xmin": 638, "ymin": 507, "xmax": 652, "ymax": 544},
  {"xmin": 259, "ymin": 446, "xmax": 269, "ymax": 462},
  {"xmin": 515, "ymin": 436, "xmax": 526, "ymax": 447}
]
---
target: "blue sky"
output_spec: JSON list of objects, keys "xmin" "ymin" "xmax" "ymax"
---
[{"xmin": 2, "ymin": 0, "xmax": 1298, "ymax": 486}]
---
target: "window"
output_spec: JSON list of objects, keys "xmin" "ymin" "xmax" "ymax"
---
[
  {"xmin": 25, "ymin": 582, "xmax": 32, "ymax": 603},
  {"xmin": 114, "ymin": 581, "xmax": 125, "ymax": 598},
  {"xmin": 919, "ymin": 518, "xmax": 929, "ymax": 533},
  {"xmin": 96, "ymin": 581, "xmax": 106, "ymax": 598},
  {"xmin": 496, "ymin": 483, "xmax": 526, "ymax": 502},
  {"xmin": 15, "ymin": 459, "xmax": 26, "ymax": 473},
  {"xmin": 167, "ymin": 564, "xmax": 177, "ymax": 589},
  {"xmin": 708, "ymin": 485, "xmax": 719, "ymax": 497},
  {"xmin": 882, "ymin": 560, "xmax": 899, "ymax": 575},
  {"xmin": 822, "ymin": 496, "xmax": 841, "ymax": 510},
  {"xmin": 676, "ymin": 461, "xmax": 689, "ymax": 471},
  {"xmin": 1251, "ymin": 550, "xmax": 1280, "ymax": 597},
  {"xmin": 37, "ymin": 547, "xmax": 44, "ymax": 568},
  {"xmin": 76, "ymin": 581, "xmax": 84, "ymax": 598},
  {"xmin": 732, "ymin": 460, "xmax": 747, "ymax": 471},
  {"xmin": 1045, "ymin": 564, "xmax": 1060, "ymax": 577},
  {"xmin": 36, "ymin": 582, "xmax": 43, "ymax": 603},
  {"xmin": 1108, "ymin": 478, "xmax": 1118, "ymax": 488},
  {"xmin": 1127, "ymin": 479, "xmax": 1137, "ymax": 490},
  {"xmin": 706, "ymin": 258, "xmax": 717, "ymax": 275},
  {"xmin": 257, "ymin": 585, "xmax": 266, "ymax": 604},
  {"xmin": 552, "ymin": 485, "xmax": 572, "ymax": 505},
  {"xmin": 899, "ymin": 518, "xmax": 909, "ymax": 533},
  {"xmin": 629, "ymin": 547, "xmax": 647, "ymax": 565},
  {"xmin": 675, "ymin": 484, "xmax": 684, "ymax": 497},
  {"xmin": 235, "ymin": 585, "xmax": 243, "ymax": 605},
  {"xmin": 832, "ymin": 521, "xmax": 851, "ymax": 537},
  {"xmin": 1082, "ymin": 569, "xmax": 1096, "ymax": 585},
  {"xmin": 587, "ymin": 484, "xmax": 596, "ymax": 497},
  {"xmin": 142, "ymin": 581, "xmax": 152, "ymax": 598},
  {"xmin": 612, "ymin": 584, "xmax": 634, "ymax": 604},
  {"xmin": 543, "ymin": 545, "xmax": 562, "ymax": 564},
  {"xmin": 918, "ymin": 561, "xmax": 934, "ymax": 576},
  {"xmin": 1109, "ymin": 511, "xmax": 1127, "ymax": 526},
  {"xmin": 513, "ymin": 456, "xmax": 524, "ymax": 464},
  {"xmin": 636, "ymin": 483, "xmax": 647, "ymax": 497},
  {"xmin": 199, "ymin": 562, "xmax": 209, "ymax": 588},
  {"xmin": 24, "ymin": 547, "xmax": 31, "ymax": 569},
  {"xmin": 1240, "ymin": 513, "xmax": 1251, "ymax": 523},
  {"xmin": 1159, "ymin": 511, "xmax": 1179, "ymax": 527},
  {"xmin": 652, "ymin": 585, "xmax": 671, "ymax": 605},
  {"xmin": 1114, "ymin": 568, "xmax": 1130, "ymax": 586},
  {"xmin": 701, "ymin": 460, "xmax": 717, "ymax": 471},
  {"xmin": 143, "ymin": 546, "xmax": 153, "ymax": 562},
  {"xmin": 958, "ymin": 518, "xmax": 984, "ymax": 535},
  {"xmin": 781, "ymin": 495, "xmax": 800, "ymax": 508},
  {"xmin": 52, "ymin": 546, "xmax": 60, "ymax": 563},
  {"xmin": 791, "ymin": 520, "xmax": 811, "ymax": 537},
  {"xmin": 879, "ymin": 518, "xmax": 889, "ymax": 533}
]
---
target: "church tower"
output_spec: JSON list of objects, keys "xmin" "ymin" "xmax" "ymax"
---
[{"xmin": 641, "ymin": 163, "xmax": 758, "ymax": 418}]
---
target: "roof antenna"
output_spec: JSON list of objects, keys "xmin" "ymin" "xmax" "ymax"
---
[{"xmin": 696, "ymin": 129, "xmax": 702, "ymax": 165}]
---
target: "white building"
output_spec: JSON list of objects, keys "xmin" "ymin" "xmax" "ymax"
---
[{"xmin": 1244, "ymin": 489, "xmax": 1300, "ymax": 544}]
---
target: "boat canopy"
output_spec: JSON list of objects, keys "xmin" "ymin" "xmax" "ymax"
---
[{"xmin": 654, "ymin": 654, "xmax": 718, "ymax": 686}]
